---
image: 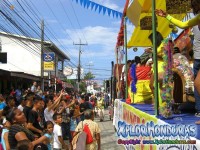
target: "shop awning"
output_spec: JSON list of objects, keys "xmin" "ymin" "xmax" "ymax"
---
[
  {"xmin": 127, "ymin": 0, "xmax": 186, "ymax": 47},
  {"xmin": 0, "ymin": 69, "xmax": 48, "ymax": 82}
]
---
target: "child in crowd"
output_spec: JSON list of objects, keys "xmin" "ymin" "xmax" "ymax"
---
[
  {"xmin": 73, "ymin": 101, "xmax": 81, "ymax": 124},
  {"xmin": 0, "ymin": 94, "xmax": 6, "ymax": 114},
  {"xmin": 17, "ymin": 139, "xmax": 32, "ymax": 150},
  {"xmin": 69, "ymin": 108, "xmax": 79, "ymax": 150},
  {"xmin": 17, "ymin": 97, "xmax": 25, "ymax": 112},
  {"xmin": 43, "ymin": 121, "xmax": 54, "ymax": 150},
  {"xmin": 34, "ymin": 143, "xmax": 48, "ymax": 150},
  {"xmin": 1, "ymin": 117, "xmax": 11, "ymax": 150},
  {"xmin": 70, "ymin": 115, "xmax": 77, "ymax": 138},
  {"xmin": 53, "ymin": 113, "xmax": 68, "ymax": 150},
  {"xmin": 17, "ymin": 140, "xmax": 48, "ymax": 150}
]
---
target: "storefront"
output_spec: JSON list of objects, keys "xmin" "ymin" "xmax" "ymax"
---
[{"xmin": 0, "ymin": 69, "xmax": 48, "ymax": 94}]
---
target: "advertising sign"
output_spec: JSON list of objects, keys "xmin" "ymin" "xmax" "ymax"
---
[
  {"xmin": 113, "ymin": 99, "xmax": 199, "ymax": 150},
  {"xmin": 63, "ymin": 66, "xmax": 73, "ymax": 76},
  {"xmin": 43, "ymin": 52, "xmax": 55, "ymax": 71}
]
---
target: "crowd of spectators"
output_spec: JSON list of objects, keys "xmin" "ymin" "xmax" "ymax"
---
[{"xmin": 0, "ymin": 81, "xmax": 106, "ymax": 150}]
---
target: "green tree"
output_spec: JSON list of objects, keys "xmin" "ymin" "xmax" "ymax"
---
[
  {"xmin": 64, "ymin": 79, "xmax": 76, "ymax": 87},
  {"xmin": 84, "ymin": 72, "xmax": 95, "ymax": 80},
  {"xmin": 63, "ymin": 72, "xmax": 95, "ymax": 93},
  {"xmin": 64, "ymin": 78, "xmax": 86, "ymax": 93},
  {"xmin": 79, "ymin": 82, "xmax": 86, "ymax": 93}
]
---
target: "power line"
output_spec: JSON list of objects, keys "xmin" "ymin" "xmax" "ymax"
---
[
  {"xmin": 1, "ymin": 0, "xmax": 79, "ymax": 69},
  {"xmin": 58, "ymin": 0, "xmax": 82, "ymax": 40},
  {"xmin": 69, "ymin": 0, "xmax": 88, "ymax": 43},
  {"xmin": 57, "ymin": 0, "xmax": 91, "ymax": 67},
  {"xmin": 43, "ymin": 0, "xmax": 73, "ymax": 42},
  {"xmin": 84, "ymin": 68, "xmax": 111, "ymax": 71},
  {"xmin": 3, "ymin": 1, "xmax": 40, "ymax": 38},
  {"xmin": 1, "ymin": 1, "xmax": 42, "ymax": 52},
  {"xmin": 0, "ymin": 24, "xmax": 40, "ymax": 57},
  {"xmin": 22, "ymin": 0, "xmax": 80, "ymax": 68},
  {"xmin": 73, "ymin": 39, "xmax": 87, "ymax": 92},
  {"xmin": 69, "ymin": 0, "xmax": 93, "ymax": 66}
]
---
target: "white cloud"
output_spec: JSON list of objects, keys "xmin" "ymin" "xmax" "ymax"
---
[
  {"xmin": 55, "ymin": 23, "xmax": 136, "ymax": 70},
  {"xmin": 80, "ymin": 26, "xmax": 117, "ymax": 46},
  {"xmin": 56, "ymin": 23, "xmax": 136, "ymax": 66},
  {"xmin": 57, "ymin": 25, "xmax": 119, "ymax": 59}
]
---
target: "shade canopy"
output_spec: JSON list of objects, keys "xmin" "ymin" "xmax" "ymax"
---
[{"xmin": 127, "ymin": 0, "xmax": 186, "ymax": 47}]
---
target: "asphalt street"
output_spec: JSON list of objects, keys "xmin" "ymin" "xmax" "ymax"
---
[{"xmin": 96, "ymin": 109, "xmax": 125, "ymax": 150}]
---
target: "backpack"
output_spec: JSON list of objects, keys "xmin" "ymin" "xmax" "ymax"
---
[
  {"xmin": 72, "ymin": 124, "xmax": 86, "ymax": 150},
  {"xmin": 83, "ymin": 123, "xmax": 93, "ymax": 144},
  {"xmin": 72, "ymin": 121, "xmax": 93, "ymax": 150}
]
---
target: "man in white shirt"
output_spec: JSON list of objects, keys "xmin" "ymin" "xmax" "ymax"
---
[{"xmin": 31, "ymin": 81, "xmax": 37, "ymax": 93}]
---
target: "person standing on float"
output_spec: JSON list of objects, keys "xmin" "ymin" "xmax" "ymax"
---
[{"xmin": 155, "ymin": 0, "xmax": 200, "ymax": 124}]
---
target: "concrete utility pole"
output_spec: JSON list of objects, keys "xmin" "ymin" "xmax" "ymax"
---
[
  {"xmin": 86, "ymin": 62, "xmax": 94, "ymax": 86},
  {"xmin": 73, "ymin": 39, "xmax": 87, "ymax": 93},
  {"xmin": 86, "ymin": 62, "xmax": 94, "ymax": 73},
  {"xmin": 41, "ymin": 20, "xmax": 44, "ymax": 91}
]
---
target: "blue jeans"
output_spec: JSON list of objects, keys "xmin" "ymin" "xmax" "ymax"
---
[{"xmin": 193, "ymin": 59, "xmax": 200, "ymax": 112}]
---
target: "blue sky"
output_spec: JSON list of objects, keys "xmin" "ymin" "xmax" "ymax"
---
[{"xmin": 0, "ymin": 0, "xmax": 144, "ymax": 81}]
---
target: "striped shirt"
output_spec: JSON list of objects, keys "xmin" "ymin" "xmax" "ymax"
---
[{"xmin": 8, "ymin": 124, "xmax": 34, "ymax": 149}]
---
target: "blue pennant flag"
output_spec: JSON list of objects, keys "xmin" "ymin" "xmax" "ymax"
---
[
  {"xmin": 107, "ymin": 8, "xmax": 111, "ymax": 16},
  {"xmin": 103, "ymin": 6, "xmax": 106, "ymax": 15},
  {"xmin": 83, "ymin": 0, "xmax": 87, "ymax": 8},
  {"xmin": 80, "ymin": 0, "xmax": 84, "ymax": 6},
  {"xmin": 94, "ymin": 3, "xmax": 98, "ymax": 12},
  {"xmin": 86, "ymin": 1, "xmax": 91, "ymax": 9},
  {"xmin": 72, "ymin": 0, "xmax": 123, "ymax": 19},
  {"xmin": 116, "ymin": 11, "xmax": 119, "ymax": 18},
  {"xmin": 119, "ymin": 13, "xmax": 123, "ymax": 19},
  {"xmin": 99, "ymin": 5, "xmax": 102, "ymax": 14},
  {"xmin": 112, "ymin": 10, "xmax": 115, "ymax": 18},
  {"xmin": 91, "ymin": 2, "xmax": 95, "ymax": 10}
]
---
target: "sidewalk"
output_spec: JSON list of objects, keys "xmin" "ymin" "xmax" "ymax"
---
[{"xmin": 95, "ymin": 109, "xmax": 124, "ymax": 150}]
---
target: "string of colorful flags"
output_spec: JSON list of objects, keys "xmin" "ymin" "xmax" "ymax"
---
[{"xmin": 72, "ymin": 0, "xmax": 123, "ymax": 19}]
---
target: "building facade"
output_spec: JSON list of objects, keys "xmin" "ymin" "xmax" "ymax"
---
[{"xmin": 0, "ymin": 32, "xmax": 69, "ymax": 94}]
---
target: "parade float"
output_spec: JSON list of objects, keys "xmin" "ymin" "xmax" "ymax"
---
[
  {"xmin": 71, "ymin": 0, "xmax": 200, "ymax": 149},
  {"xmin": 113, "ymin": 0, "xmax": 200, "ymax": 149}
]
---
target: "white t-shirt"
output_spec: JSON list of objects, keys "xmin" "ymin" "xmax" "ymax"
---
[
  {"xmin": 44, "ymin": 108, "xmax": 54, "ymax": 123},
  {"xmin": 17, "ymin": 105, "xmax": 24, "ymax": 112},
  {"xmin": 31, "ymin": 85, "xmax": 36, "ymax": 93},
  {"xmin": 53, "ymin": 124, "xmax": 62, "ymax": 149}
]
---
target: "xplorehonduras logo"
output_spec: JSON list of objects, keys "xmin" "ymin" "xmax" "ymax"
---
[{"xmin": 117, "ymin": 121, "xmax": 196, "ymax": 139}]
